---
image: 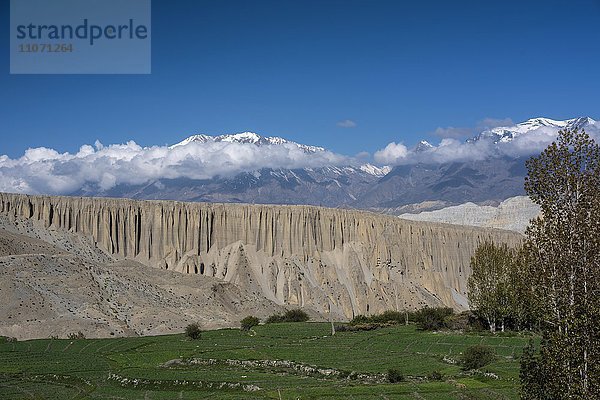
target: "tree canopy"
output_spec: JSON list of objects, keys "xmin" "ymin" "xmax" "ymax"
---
[
  {"xmin": 467, "ymin": 240, "xmax": 515, "ymax": 333},
  {"xmin": 521, "ymin": 128, "xmax": 600, "ymax": 398}
]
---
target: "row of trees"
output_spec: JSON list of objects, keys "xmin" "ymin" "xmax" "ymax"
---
[
  {"xmin": 467, "ymin": 128, "xmax": 600, "ymax": 398},
  {"xmin": 185, "ymin": 309, "xmax": 311, "ymax": 339}
]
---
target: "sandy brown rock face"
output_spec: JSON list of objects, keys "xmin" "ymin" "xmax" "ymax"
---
[
  {"xmin": 0, "ymin": 225, "xmax": 285, "ymax": 340},
  {"xmin": 0, "ymin": 249, "xmax": 284, "ymax": 340},
  {"xmin": 0, "ymin": 228, "xmax": 67, "ymax": 257},
  {"xmin": 0, "ymin": 193, "xmax": 522, "ymax": 320}
]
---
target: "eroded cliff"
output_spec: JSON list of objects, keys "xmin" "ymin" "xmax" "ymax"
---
[{"xmin": 0, "ymin": 193, "xmax": 521, "ymax": 319}]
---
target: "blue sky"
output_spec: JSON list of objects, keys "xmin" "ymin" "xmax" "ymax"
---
[{"xmin": 1, "ymin": 0, "xmax": 600, "ymax": 159}]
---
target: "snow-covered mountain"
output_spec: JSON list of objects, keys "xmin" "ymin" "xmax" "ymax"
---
[
  {"xmin": 414, "ymin": 140, "xmax": 434, "ymax": 152},
  {"xmin": 22, "ymin": 116, "xmax": 596, "ymax": 211},
  {"xmin": 85, "ymin": 165, "xmax": 381, "ymax": 207},
  {"xmin": 359, "ymin": 163, "xmax": 392, "ymax": 177},
  {"xmin": 359, "ymin": 116, "xmax": 598, "ymax": 212},
  {"xmin": 472, "ymin": 117, "xmax": 597, "ymax": 144},
  {"xmin": 169, "ymin": 131, "xmax": 391, "ymax": 180},
  {"xmin": 170, "ymin": 132, "xmax": 326, "ymax": 153},
  {"xmin": 74, "ymin": 132, "xmax": 388, "ymax": 206}
]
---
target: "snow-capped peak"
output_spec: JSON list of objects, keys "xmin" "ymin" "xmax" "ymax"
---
[
  {"xmin": 360, "ymin": 163, "xmax": 392, "ymax": 177},
  {"xmin": 218, "ymin": 131, "xmax": 263, "ymax": 144},
  {"xmin": 472, "ymin": 116, "xmax": 597, "ymax": 144},
  {"xmin": 415, "ymin": 140, "xmax": 434, "ymax": 152},
  {"xmin": 170, "ymin": 132, "xmax": 326, "ymax": 153},
  {"xmin": 170, "ymin": 134, "xmax": 213, "ymax": 147}
]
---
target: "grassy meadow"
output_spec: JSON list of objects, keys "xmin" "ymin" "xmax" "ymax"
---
[{"xmin": 0, "ymin": 323, "xmax": 531, "ymax": 399}]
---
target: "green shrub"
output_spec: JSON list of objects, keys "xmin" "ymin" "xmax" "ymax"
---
[
  {"xmin": 265, "ymin": 314, "xmax": 285, "ymax": 323},
  {"xmin": 350, "ymin": 308, "xmax": 455, "ymax": 331},
  {"xmin": 461, "ymin": 345, "xmax": 495, "ymax": 370},
  {"xmin": 444, "ymin": 311, "xmax": 472, "ymax": 331},
  {"xmin": 184, "ymin": 323, "xmax": 202, "ymax": 340},
  {"xmin": 428, "ymin": 370, "xmax": 444, "ymax": 381},
  {"xmin": 349, "ymin": 314, "xmax": 370, "ymax": 325},
  {"xmin": 283, "ymin": 309, "xmax": 309, "ymax": 322},
  {"xmin": 266, "ymin": 309, "xmax": 309, "ymax": 323},
  {"xmin": 240, "ymin": 316, "xmax": 260, "ymax": 331},
  {"xmin": 334, "ymin": 323, "xmax": 380, "ymax": 332},
  {"xmin": 350, "ymin": 310, "xmax": 411, "ymax": 327},
  {"xmin": 387, "ymin": 368, "xmax": 404, "ymax": 383},
  {"xmin": 371, "ymin": 310, "xmax": 404, "ymax": 324},
  {"xmin": 413, "ymin": 307, "xmax": 454, "ymax": 331}
]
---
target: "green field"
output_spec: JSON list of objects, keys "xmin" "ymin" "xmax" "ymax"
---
[{"xmin": 0, "ymin": 323, "xmax": 531, "ymax": 399}]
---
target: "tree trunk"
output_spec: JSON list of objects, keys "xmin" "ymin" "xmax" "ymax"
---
[{"xmin": 488, "ymin": 318, "xmax": 496, "ymax": 333}]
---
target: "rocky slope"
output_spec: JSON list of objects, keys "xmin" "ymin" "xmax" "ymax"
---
[
  {"xmin": 0, "ymin": 193, "xmax": 521, "ymax": 334},
  {"xmin": 357, "ymin": 157, "xmax": 529, "ymax": 209},
  {"xmin": 399, "ymin": 196, "xmax": 541, "ymax": 233},
  {"xmin": 0, "ymin": 215, "xmax": 284, "ymax": 340},
  {"xmin": 90, "ymin": 166, "xmax": 380, "ymax": 207}
]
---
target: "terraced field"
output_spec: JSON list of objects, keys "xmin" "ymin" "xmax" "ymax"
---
[{"xmin": 0, "ymin": 323, "xmax": 531, "ymax": 399}]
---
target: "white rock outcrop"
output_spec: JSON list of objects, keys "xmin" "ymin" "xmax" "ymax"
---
[{"xmin": 399, "ymin": 196, "xmax": 540, "ymax": 233}]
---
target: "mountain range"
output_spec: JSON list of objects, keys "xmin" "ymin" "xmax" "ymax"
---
[
  {"xmin": 61, "ymin": 116, "xmax": 599, "ymax": 211},
  {"xmin": 472, "ymin": 117, "xmax": 596, "ymax": 144}
]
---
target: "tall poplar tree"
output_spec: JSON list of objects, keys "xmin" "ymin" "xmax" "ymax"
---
[
  {"xmin": 467, "ymin": 240, "xmax": 515, "ymax": 333},
  {"xmin": 521, "ymin": 128, "xmax": 600, "ymax": 399}
]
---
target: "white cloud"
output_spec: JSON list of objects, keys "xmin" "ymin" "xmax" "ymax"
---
[
  {"xmin": 355, "ymin": 151, "xmax": 370, "ymax": 159},
  {"xmin": 2, "ymin": 120, "xmax": 598, "ymax": 195},
  {"xmin": 430, "ymin": 117, "xmax": 514, "ymax": 139},
  {"xmin": 376, "ymin": 121, "xmax": 600, "ymax": 166},
  {"xmin": 337, "ymin": 119, "xmax": 357, "ymax": 128},
  {"xmin": 431, "ymin": 126, "xmax": 473, "ymax": 139},
  {"xmin": 373, "ymin": 142, "xmax": 409, "ymax": 164},
  {"xmin": 0, "ymin": 140, "xmax": 353, "ymax": 195},
  {"xmin": 496, "ymin": 126, "xmax": 566, "ymax": 157},
  {"xmin": 477, "ymin": 117, "xmax": 514, "ymax": 130}
]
